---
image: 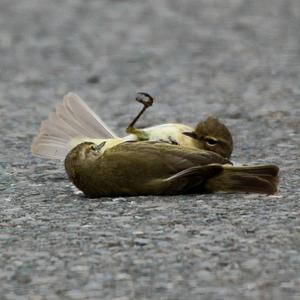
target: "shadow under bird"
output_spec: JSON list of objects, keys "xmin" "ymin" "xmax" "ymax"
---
[
  {"xmin": 31, "ymin": 92, "xmax": 233, "ymax": 160},
  {"xmin": 65, "ymin": 141, "xmax": 279, "ymax": 198}
]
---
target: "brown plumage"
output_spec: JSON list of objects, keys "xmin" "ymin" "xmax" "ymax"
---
[
  {"xmin": 31, "ymin": 93, "xmax": 234, "ymax": 160},
  {"xmin": 183, "ymin": 116, "xmax": 233, "ymax": 159},
  {"xmin": 64, "ymin": 141, "xmax": 279, "ymax": 198}
]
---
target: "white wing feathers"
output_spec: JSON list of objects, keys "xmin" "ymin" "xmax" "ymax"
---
[{"xmin": 31, "ymin": 93, "xmax": 117, "ymax": 160}]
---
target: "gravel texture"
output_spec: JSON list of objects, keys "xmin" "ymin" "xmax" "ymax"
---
[{"xmin": 1, "ymin": 0, "xmax": 300, "ymax": 299}]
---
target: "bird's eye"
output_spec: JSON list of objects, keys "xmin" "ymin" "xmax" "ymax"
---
[
  {"xmin": 91, "ymin": 145, "xmax": 97, "ymax": 151},
  {"xmin": 205, "ymin": 138, "xmax": 218, "ymax": 146}
]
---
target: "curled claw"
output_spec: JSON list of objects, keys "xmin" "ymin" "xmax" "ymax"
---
[
  {"xmin": 136, "ymin": 92, "xmax": 154, "ymax": 108},
  {"xmin": 127, "ymin": 92, "xmax": 154, "ymax": 132}
]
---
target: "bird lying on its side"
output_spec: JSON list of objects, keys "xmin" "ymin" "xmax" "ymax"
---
[
  {"xmin": 31, "ymin": 93, "xmax": 233, "ymax": 160},
  {"xmin": 64, "ymin": 141, "xmax": 279, "ymax": 198}
]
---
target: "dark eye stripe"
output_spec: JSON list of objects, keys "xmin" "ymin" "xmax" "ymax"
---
[{"xmin": 205, "ymin": 137, "xmax": 218, "ymax": 145}]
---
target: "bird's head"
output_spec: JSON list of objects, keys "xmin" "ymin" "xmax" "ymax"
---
[{"xmin": 183, "ymin": 116, "xmax": 233, "ymax": 158}]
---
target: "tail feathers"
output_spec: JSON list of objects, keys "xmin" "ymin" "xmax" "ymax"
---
[
  {"xmin": 223, "ymin": 164, "xmax": 279, "ymax": 177},
  {"xmin": 31, "ymin": 93, "xmax": 117, "ymax": 160},
  {"xmin": 63, "ymin": 93, "xmax": 117, "ymax": 138},
  {"xmin": 31, "ymin": 142, "xmax": 71, "ymax": 160},
  {"xmin": 206, "ymin": 164, "xmax": 279, "ymax": 194}
]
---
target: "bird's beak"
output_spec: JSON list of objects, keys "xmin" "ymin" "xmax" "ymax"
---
[
  {"xmin": 182, "ymin": 131, "xmax": 198, "ymax": 139},
  {"xmin": 94, "ymin": 141, "xmax": 106, "ymax": 151}
]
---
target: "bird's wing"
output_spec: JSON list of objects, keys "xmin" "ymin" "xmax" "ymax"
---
[
  {"xmin": 110, "ymin": 141, "xmax": 231, "ymax": 177},
  {"xmin": 153, "ymin": 144, "xmax": 232, "ymax": 192},
  {"xmin": 164, "ymin": 164, "xmax": 223, "ymax": 182},
  {"xmin": 153, "ymin": 142, "xmax": 231, "ymax": 167}
]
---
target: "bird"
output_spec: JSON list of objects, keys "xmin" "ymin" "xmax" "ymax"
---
[
  {"xmin": 64, "ymin": 141, "xmax": 279, "ymax": 198},
  {"xmin": 31, "ymin": 92, "xmax": 233, "ymax": 160}
]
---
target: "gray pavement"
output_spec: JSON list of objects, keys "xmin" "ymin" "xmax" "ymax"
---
[{"xmin": 1, "ymin": 0, "xmax": 300, "ymax": 299}]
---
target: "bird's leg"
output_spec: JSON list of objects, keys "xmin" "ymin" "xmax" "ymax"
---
[{"xmin": 126, "ymin": 92, "xmax": 154, "ymax": 138}]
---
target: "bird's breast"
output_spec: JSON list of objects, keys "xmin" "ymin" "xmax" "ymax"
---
[{"xmin": 143, "ymin": 123, "xmax": 197, "ymax": 148}]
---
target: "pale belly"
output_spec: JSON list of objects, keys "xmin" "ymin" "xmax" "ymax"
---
[
  {"xmin": 143, "ymin": 123, "xmax": 197, "ymax": 148},
  {"xmin": 68, "ymin": 123, "xmax": 197, "ymax": 153}
]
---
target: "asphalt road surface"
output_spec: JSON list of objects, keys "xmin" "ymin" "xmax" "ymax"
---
[{"xmin": 1, "ymin": 0, "xmax": 300, "ymax": 299}]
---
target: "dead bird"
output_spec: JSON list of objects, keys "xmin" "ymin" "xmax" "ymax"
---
[
  {"xmin": 31, "ymin": 92, "xmax": 233, "ymax": 160},
  {"xmin": 64, "ymin": 141, "xmax": 279, "ymax": 198}
]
